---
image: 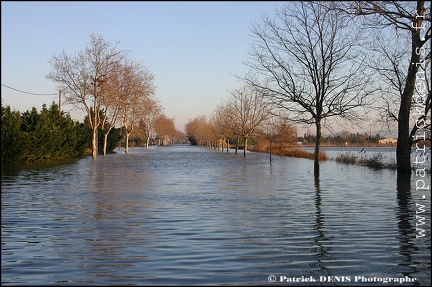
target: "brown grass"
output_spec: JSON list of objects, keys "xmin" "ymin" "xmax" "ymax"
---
[
  {"xmin": 279, "ymin": 148, "xmax": 328, "ymax": 161},
  {"xmin": 252, "ymin": 144, "xmax": 327, "ymax": 161}
]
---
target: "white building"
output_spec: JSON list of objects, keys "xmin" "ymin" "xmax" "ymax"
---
[{"xmin": 378, "ymin": 138, "xmax": 397, "ymax": 145}]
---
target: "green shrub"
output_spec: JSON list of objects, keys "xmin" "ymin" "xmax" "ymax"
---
[{"xmin": 1, "ymin": 102, "xmax": 89, "ymax": 164}]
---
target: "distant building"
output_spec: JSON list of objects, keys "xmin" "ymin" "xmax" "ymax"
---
[{"xmin": 378, "ymin": 138, "xmax": 397, "ymax": 145}]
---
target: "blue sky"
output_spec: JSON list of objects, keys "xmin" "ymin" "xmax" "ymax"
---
[{"xmin": 1, "ymin": 1, "xmax": 283, "ymax": 132}]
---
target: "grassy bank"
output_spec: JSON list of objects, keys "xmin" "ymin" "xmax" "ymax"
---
[
  {"xmin": 251, "ymin": 145, "xmax": 328, "ymax": 161},
  {"xmin": 251, "ymin": 144, "xmax": 430, "ymax": 172}
]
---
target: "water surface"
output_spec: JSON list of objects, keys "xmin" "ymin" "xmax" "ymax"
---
[{"xmin": 1, "ymin": 145, "xmax": 430, "ymax": 285}]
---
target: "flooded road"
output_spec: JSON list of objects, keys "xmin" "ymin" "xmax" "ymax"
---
[{"xmin": 1, "ymin": 145, "xmax": 430, "ymax": 285}]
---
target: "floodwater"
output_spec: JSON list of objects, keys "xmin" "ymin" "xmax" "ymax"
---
[
  {"xmin": 303, "ymin": 146, "xmax": 430, "ymax": 169},
  {"xmin": 1, "ymin": 145, "xmax": 430, "ymax": 286}
]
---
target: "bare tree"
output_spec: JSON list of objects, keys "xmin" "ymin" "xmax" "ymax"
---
[
  {"xmin": 47, "ymin": 34, "xmax": 126, "ymax": 158},
  {"xmin": 212, "ymin": 104, "xmax": 235, "ymax": 152},
  {"xmin": 370, "ymin": 29, "xmax": 431, "ymax": 148},
  {"xmin": 336, "ymin": 1, "xmax": 431, "ymax": 173},
  {"xmin": 253, "ymin": 115, "xmax": 297, "ymax": 156},
  {"xmin": 215, "ymin": 102, "xmax": 243, "ymax": 153},
  {"xmin": 186, "ymin": 115, "xmax": 211, "ymax": 146},
  {"xmin": 244, "ymin": 2, "xmax": 374, "ymax": 176},
  {"xmin": 155, "ymin": 114, "xmax": 177, "ymax": 145},
  {"xmin": 272, "ymin": 118, "xmax": 297, "ymax": 149},
  {"xmin": 139, "ymin": 97, "xmax": 162, "ymax": 148},
  {"xmin": 227, "ymin": 84, "xmax": 271, "ymax": 156},
  {"xmin": 120, "ymin": 62, "xmax": 155, "ymax": 153},
  {"xmin": 99, "ymin": 61, "xmax": 128, "ymax": 155}
]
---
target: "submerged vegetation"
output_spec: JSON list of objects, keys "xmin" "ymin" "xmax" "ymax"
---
[
  {"xmin": 252, "ymin": 144, "xmax": 328, "ymax": 161},
  {"xmin": 335, "ymin": 151, "xmax": 398, "ymax": 170},
  {"xmin": 278, "ymin": 148, "xmax": 328, "ymax": 161},
  {"xmin": 255, "ymin": 143, "xmax": 430, "ymax": 172}
]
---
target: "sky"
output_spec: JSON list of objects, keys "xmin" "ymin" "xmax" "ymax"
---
[{"xmin": 1, "ymin": 1, "xmax": 284, "ymax": 132}]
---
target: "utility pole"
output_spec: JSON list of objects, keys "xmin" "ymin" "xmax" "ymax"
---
[{"xmin": 58, "ymin": 89, "xmax": 62, "ymax": 117}]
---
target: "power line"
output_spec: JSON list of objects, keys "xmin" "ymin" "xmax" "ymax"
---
[{"xmin": 1, "ymin": 84, "xmax": 57, "ymax": 96}]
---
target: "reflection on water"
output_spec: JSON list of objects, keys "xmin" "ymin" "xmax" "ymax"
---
[{"xmin": 1, "ymin": 145, "xmax": 430, "ymax": 285}]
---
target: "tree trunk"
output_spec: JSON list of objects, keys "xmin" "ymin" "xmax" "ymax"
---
[
  {"xmin": 243, "ymin": 137, "xmax": 248, "ymax": 157},
  {"xmin": 92, "ymin": 127, "xmax": 98, "ymax": 158},
  {"xmin": 227, "ymin": 139, "xmax": 229, "ymax": 153},
  {"xmin": 125, "ymin": 133, "xmax": 129, "ymax": 154},
  {"xmin": 269, "ymin": 135, "xmax": 272, "ymax": 163},
  {"xmin": 397, "ymin": 103, "xmax": 412, "ymax": 174},
  {"xmin": 103, "ymin": 132, "xmax": 108, "ymax": 156},
  {"xmin": 314, "ymin": 120, "xmax": 322, "ymax": 178},
  {"xmin": 146, "ymin": 135, "xmax": 150, "ymax": 148},
  {"xmin": 397, "ymin": 21, "xmax": 423, "ymax": 174},
  {"xmin": 235, "ymin": 136, "xmax": 239, "ymax": 154}
]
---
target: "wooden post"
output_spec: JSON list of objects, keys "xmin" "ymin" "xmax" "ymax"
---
[{"xmin": 58, "ymin": 89, "xmax": 62, "ymax": 117}]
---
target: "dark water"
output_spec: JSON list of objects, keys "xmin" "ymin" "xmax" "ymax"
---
[{"xmin": 1, "ymin": 145, "xmax": 430, "ymax": 286}]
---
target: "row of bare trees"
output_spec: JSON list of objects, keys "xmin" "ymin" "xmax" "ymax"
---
[
  {"xmin": 46, "ymin": 34, "xmax": 170, "ymax": 157},
  {"xmin": 243, "ymin": 1, "xmax": 430, "ymax": 176},
  {"xmin": 186, "ymin": 83, "xmax": 272, "ymax": 156},
  {"xmin": 47, "ymin": 1, "xmax": 431, "ymax": 177},
  {"xmin": 188, "ymin": 1, "xmax": 430, "ymax": 177},
  {"xmin": 153, "ymin": 114, "xmax": 185, "ymax": 145},
  {"xmin": 217, "ymin": 84, "xmax": 271, "ymax": 156},
  {"xmin": 250, "ymin": 1, "xmax": 431, "ymax": 178},
  {"xmin": 243, "ymin": 2, "xmax": 376, "ymax": 176},
  {"xmin": 185, "ymin": 86, "xmax": 300, "ymax": 158}
]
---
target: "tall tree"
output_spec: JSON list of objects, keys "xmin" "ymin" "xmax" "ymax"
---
[
  {"xmin": 155, "ymin": 114, "xmax": 176, "ymax": 145},
  {"xmin": 185, "ymin": 115, "xmax": 210, "ymax": 146},
  {"xmin": 337, "ymin": 1, "xmax": 431, "ymax": 173},
  {"xmin": 227, "ymin": 84, "xmax": 271, "ymax": 156},
  {"xmin": 99, "ymin": 61, "xmax": 126, "ymax": 155},
  {"xmin": 139, "ymin": 97, "xmax": 162, "ymax": 148},
  {"xmin": 120, "ymin": 62, "xmax": 156, "ymax": 153},
  {"xmin": 369, "ymin": 27, "xmax": 431, "ymax": 150},
  {"xmin": 212, "ymin": 104, "xmax": 235, "ymax": 152},
  {"xmin": 244, "ymin": 2, "xmax": 374, "ymax": 176},
  {"xmin": 47, "ymin": 34, "xmax": 126, "ymax": 158}
]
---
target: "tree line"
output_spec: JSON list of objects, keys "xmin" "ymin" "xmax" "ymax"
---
[
  {"xmin": 2, "ymin": 34, "xmax": 186, "ymax": 164},
  {"xmin": 2, "ymin": 2, "xmax": 430, "ymax": 176},
  {"xmin": 46, "ymin": 33, "xmax": 182, "ymax": 158},
  {"xmin": 1, "ymin": 100, "xmax": 185, "ymax": 164},
  {"xmin": 186, "ymin": 1, "xmax": 430, "ymax": 177}
]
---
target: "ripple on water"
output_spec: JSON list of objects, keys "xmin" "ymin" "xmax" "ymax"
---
[{"xmin": 1, "ymin": 146, "xmax": 430, "ymax": 285}]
